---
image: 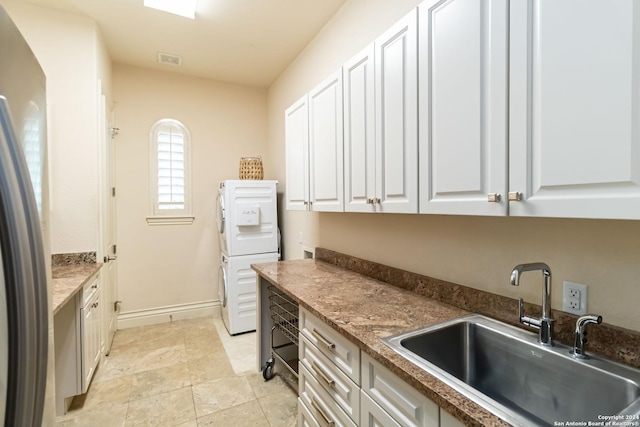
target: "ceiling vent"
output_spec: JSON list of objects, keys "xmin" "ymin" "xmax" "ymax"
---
[{"xmin": 157, "ymin": 52, "xmax": 182, "ymax": 66}]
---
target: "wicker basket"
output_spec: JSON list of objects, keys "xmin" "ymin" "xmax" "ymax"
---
[{"xmin": 239, "ymin": 156, "xmax": 264, "ymax": 180}]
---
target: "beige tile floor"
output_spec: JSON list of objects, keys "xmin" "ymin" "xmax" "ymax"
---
[{"xmin": 56, "ymin": 316, "xmax": 298, "ymax": 426}]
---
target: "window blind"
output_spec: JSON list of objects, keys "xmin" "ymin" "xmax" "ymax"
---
[{"xmin": 157, "ymin": 126, "xmax": 185, "ymax": 210}]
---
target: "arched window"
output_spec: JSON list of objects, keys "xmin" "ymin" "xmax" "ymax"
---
[{"xmin": 148, "ymin": 119, "xmax": 193, "ymax": 224}]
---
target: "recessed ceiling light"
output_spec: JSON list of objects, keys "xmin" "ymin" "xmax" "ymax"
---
[{"xmin": 144, "ymin": 0, "xmax": 198, "ymax": 19}]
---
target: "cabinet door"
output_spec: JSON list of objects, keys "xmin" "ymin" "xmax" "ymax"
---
[
  {"xmin": 81, "ymin": 291, "xmax": 100, "ymax": 393},
  {"xmin": 309, "ymin": 70, "xmax": 344, "ymax": 212},
  {"xmin": 419, "ymin": 0, "xmax": 508, "ymax": 216},
  {"xmin": 509, "ymin": 0, "xmax": 640, "ymax": 219},
  {"xmin": 440, "ymin": 409, "xmax": 466, "ymax": 427},
  {"xmin": 360, "ymin": 391, "xmax": 402, "ymax": 427},
  {"xmin": 375, "ymin": 9, "xmax": 419, "ymax": 213},
  {"xmin": 361, "ymin": 352, "xmax": 439, "ymax": 427},
  {"xmin": 344, "ymin": 44, "xmax": 376, "ymax": 213},
  {"xmin": 285, "ymin": 96, "xmax": 310, "ymax": 211}
]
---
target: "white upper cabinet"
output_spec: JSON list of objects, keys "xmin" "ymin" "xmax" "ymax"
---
[
  {"xmin": 418, "ymin": 0, "xmax": 509, "ymax": 216},
  {"xmin": 344, "ymin": 44, "xmax": 376, "ymax": 213},
  {"xmin": 309, "ymin": 70, "xmax": 345, "ymax": 212},
  {"xmin": 288, "ymin": 0, "xmax": 640, "ymax": 220},
  {"xmin": 285, "ymin": 96, "xmax": 309, "ymax": 211},
  {"xmin": 509, "ymin": 0, "xmax": 640, "ymax": 219},
  {"xmin": 375, "ymin": 9, "xmax": 419, "ymax": 214}
]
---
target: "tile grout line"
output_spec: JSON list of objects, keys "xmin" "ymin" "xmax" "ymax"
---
[{"xmin": 56, "ymin": 316, "xmax": 296, "ymax": 426}]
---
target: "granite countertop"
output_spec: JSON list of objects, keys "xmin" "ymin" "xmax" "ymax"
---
[
  {"xmin": 52, "ymin": 263, "xmax": 103, "ymax": 315},
  {"xmin": 253, "ymin": 259, "xmax": 511, "ymax": 427}
]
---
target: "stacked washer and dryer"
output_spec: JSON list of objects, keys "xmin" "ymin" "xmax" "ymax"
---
[{"xmin": 216, "ymin": 180, "xmax": 279, "ymax": 335}]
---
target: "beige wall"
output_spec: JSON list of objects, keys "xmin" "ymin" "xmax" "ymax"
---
[
  {"xmin": 2, "ymin": 0, "xmax": 112, "ymax": 254},
  {"xmin": 113, "ymin": 64, "xmax": 268, "ymax": 314},
  {"xmin": 268, "ymin": 0, "xmax": 640, "ymax": 331}
]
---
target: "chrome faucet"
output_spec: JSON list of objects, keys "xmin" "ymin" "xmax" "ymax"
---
[
  {"xmin": 510, "ymin": 263, "xmax": 554, "ymax": 346},
  {"xmin": 572, "ymin": 314, "xmax": 602, "ymax": 359}
]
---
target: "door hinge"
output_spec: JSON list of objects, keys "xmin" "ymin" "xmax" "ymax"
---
[{"xmin": 112, "ymin": 187, "xmax": 116, "ymax": 197}]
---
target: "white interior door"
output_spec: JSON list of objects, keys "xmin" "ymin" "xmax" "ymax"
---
[{"xmin": 99, "ymin": 88, "xmax": 118, "ymax": 355}]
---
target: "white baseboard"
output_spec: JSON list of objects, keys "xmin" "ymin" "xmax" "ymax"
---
[{"xmin": 117, "ymin": 300, "xmax": 220, "ymax": 329}]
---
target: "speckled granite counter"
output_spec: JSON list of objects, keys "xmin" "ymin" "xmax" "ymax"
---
[
  {"xmin": 52, "ymin": 263, "xmax": 102, "ymax": 315},
  {"xmin": 253, "ymin": 259, "xmax": 510, "ymax": 427}
]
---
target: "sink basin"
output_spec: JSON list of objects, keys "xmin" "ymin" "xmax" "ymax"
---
[{"xmin": 384, "ymin": 315, "xmax": 640, "ymax": 426}]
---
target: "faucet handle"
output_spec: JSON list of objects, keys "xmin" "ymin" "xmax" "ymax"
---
[{"xmin": 517, "ymin": 298, "xmax": 542, "ymax": 330}]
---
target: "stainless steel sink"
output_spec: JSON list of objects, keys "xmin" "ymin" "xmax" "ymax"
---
[{"xmin": 384, "ymin": 315, "xmax": 640, "ymax": 426}]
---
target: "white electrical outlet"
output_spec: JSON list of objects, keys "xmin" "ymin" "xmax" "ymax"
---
[{"xmin": 563, "ymin": 281, "xmax": 588, "ymax": 315}]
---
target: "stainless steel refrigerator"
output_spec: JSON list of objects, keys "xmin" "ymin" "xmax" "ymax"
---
[{"xmin": 0, "ymin": 4, "xmax": 51, "ymax": 426}]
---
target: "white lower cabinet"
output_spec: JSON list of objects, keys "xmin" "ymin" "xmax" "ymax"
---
[
  {"xmin": 298, "ymin": 307, "xmax": 466, "ymax": 427},
  {"xmin": 54, "ymin": 274, "xmax": 102, "ymax": 415},
  {"xmin": 361, "ymin": 352, "xmax": 439, "ymax": 427}
]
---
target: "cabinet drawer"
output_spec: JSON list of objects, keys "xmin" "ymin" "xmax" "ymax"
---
[
  {"xmin": 298, "ymin": 397, "xmax": 317, "ymax": 427},
  {"xmin": 299, "ymin": 364, "xmax": 357, "ymax": 427},
  {"xmin": 300, "ymin": 308, "xmax": 360, "ymax": 384},
  {"xmin": 360, "ymin": 390, "xmax": 401, "ymax": 427},
  {"xmin": 81, "ymin": 275, "xmax": 99, "ymax": 307},
  {"xmin": 300, "ymin": 335, "xmax": 360, "ymax": 422},
  {"xmin": 361, "ymin": 352, "xmax": 439, "ymax": 427}
]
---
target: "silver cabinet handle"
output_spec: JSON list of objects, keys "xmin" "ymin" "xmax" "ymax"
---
[
  {"xmin": 311, "ymin": 397, "xmax": 335, "ymax": 426},
  {"xmin": 488, "ymin": 193, "xmax": 501, "ymax": 202},
  {"xmin": 312, "ymin": 328, "xmax": 335, "ymax": 350},
  {"xmin": 311, "ymin": 361, "xmax": 335, "ymax": 388},
  {"xmin": 509, "ymin": 191, "xmax": 523, "ymax": 201}
]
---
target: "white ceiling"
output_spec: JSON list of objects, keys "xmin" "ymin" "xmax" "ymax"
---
[{"xmin": 23, "ymin": 0, "xmax": 347, "ymax": 87}]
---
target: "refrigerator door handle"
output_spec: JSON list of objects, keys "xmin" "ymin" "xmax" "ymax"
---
[{"xmin": 0, "ymin": 96, "xmax": 49, "ymax": 426}]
